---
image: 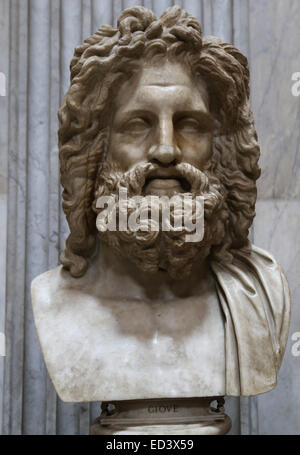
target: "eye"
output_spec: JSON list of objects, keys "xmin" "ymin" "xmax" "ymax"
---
[
  {"xmin": 175, "ymin": 115, "xmax": 213, "ymax": 134},
  {"xmin": 176, "ymin": 117, "xmax": 199, "ymax": 131},
  {"xmin": 124, "ymin": 117, "xmax": 151, "ymax": 134}
]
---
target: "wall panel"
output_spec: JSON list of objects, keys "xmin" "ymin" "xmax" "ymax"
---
[
  {"xmin": 91, "ymin": 0, "xmax": 112, "ymax": 35},
  {"xmin": 250, "ymin": 0, "xmax": 300, "ymax": 435},
  {"xmin": 2, "ymin": 0, "xmax": 29, "ymax": 435},
  {"xmin": 0, "ymin": 0, "xmax": 9, "ymax": 435},
  {"xmin": 182, "ymin": 1, "xmax": 202, "ymax": 22},
  {"xmin": 253, "ymin": 201, "xmax": 300, "ymax": 434},
  {"xmin": 249, "ymin": 0, "xmax": 300, "ymax": 200},
  {"xmin": 152, "ymin": 0, "xmax": 173, "ymax": 17}
]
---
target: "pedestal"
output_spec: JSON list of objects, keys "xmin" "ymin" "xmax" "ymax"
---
[{"xmin": 91, "ymin": 397, "xmax": 231, "ymax": 435}]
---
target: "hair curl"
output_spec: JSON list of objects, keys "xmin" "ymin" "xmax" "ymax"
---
[{"xmin": 58, "ymin": 6, "xmax": 260, "ymax": 277}]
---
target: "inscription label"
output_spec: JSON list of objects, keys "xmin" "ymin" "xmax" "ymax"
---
[{"xmin": 148, "ymin": 405, "xmax": 178, "ymax": 413}]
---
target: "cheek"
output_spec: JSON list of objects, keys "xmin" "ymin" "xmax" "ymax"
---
[
  {"xmin": 107, "ymin": 133, "xmax": 149, "ymax": 171},
  {"xmin": 177, "ymin": 134, "xmax": 213, "ymax": 168}
]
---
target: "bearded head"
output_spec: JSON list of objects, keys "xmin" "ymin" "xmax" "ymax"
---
[{"xmin": 58, "ymin": 5, "xmax": 261, "ymax": 279}]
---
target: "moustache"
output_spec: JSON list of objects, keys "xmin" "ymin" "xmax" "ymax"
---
[{"xmin": 95, "ymin": 161, "xmax": 211, "ymax": 199}]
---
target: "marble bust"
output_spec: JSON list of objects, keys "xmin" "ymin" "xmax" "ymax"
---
[{"xmin": 31, "ymin": 6, "xmax": 290, "ymax": 405}]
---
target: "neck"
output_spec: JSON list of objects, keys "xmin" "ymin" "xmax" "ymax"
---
[{"xmin": 89, "ymin": 242, "xmax": 214, "ymax": 301}]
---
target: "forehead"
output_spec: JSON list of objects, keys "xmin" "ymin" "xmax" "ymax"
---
[{"xmin": 113, "ymin": 60, "xmax": 210, "ymax": 116}]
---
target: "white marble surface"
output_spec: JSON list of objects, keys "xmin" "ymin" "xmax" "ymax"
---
[
  {"xmin": 31, "ymin": 261, "xmax": 226, "ymax": 402},
  {"xmin": 31, "ymin": 240, "xmax": 291, "ymax": 406}
]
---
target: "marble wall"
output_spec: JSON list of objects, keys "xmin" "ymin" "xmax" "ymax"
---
[
  {"xmin": 0, "ymin": 0, "xmax": 9, "ymax": 436},
  {"xmin": 0, "ymin": 0, "xmax": 299, "ymax": 435},
  {"xmin": 249, "ymin": 0, "xmax": 300, "ymax": 435}
]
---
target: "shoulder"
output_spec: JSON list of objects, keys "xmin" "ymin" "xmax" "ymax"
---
[
  {"xmin": 31, "ymin": 266, "xmax": 62, "ymax": 292},
  {"xmin": 211, "ymin": 243, "xmax": 291, "ymax": 371},
  {"xmin": 31, "ymin": 267, "xmax": 64, "ymax": 318},
  {"xmin": 233, "ymin": 244, "xmax": 290, "ymax": 301},
  {"xmin": 247, "ymin": 244, "xmax": 291, "ymax": 306},
  {"xmin": 31, "ymin": 265, "xmax": 91, "ymax": 311},
  {"xmin": 237, "ymin": 244, "xmax": 291, "ymax": 367},
  {"xmin": 31, "ymin": 266, "xmax": 67, "ymax": 303}
]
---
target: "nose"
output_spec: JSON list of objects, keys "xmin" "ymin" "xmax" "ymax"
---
[
  {"xmin": 147, "ymin": 116, "xmax": 182, "ymax": 165},
  {"xmin": 148, "ymin": 144, "xmax": 182, "ymax": 165}
]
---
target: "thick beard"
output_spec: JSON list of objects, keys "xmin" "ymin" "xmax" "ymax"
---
[{"xmin": 93, "ymin": 161, "xmax": 227, "ymax": 279}]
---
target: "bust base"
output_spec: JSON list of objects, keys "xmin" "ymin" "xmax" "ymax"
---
[{"xmin": 90, "ymin": 397, "xmax": 232, "ymax": 435}]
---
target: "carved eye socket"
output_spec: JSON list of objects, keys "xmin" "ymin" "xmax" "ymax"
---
[
  {"xmin": 124, "ymin": 117, "xmax": 151, "ymax": 133},
  {"xmin": 175, "ymin": 115, "xmax": 213, "ymax": 134},
  {"xmin": 175, "ymin": 117, "xmax": 201, "ymax": 133}
]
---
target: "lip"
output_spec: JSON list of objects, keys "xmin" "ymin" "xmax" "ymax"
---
[
  {"xmin": 146, "ymin": 166, "xmax": 183, "ymax": 180},
  {"xmin": 146, "ymin": 178, "xmax": 183, "ymax": 189},
  {"xmin": 143, "ymin": 176, "xmax": 191, "ymax": 196}
]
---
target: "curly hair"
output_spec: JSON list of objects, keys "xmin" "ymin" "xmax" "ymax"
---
[{"xmin": 58, "ymin": 5, "xmax": 261, "ymax": 277}]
